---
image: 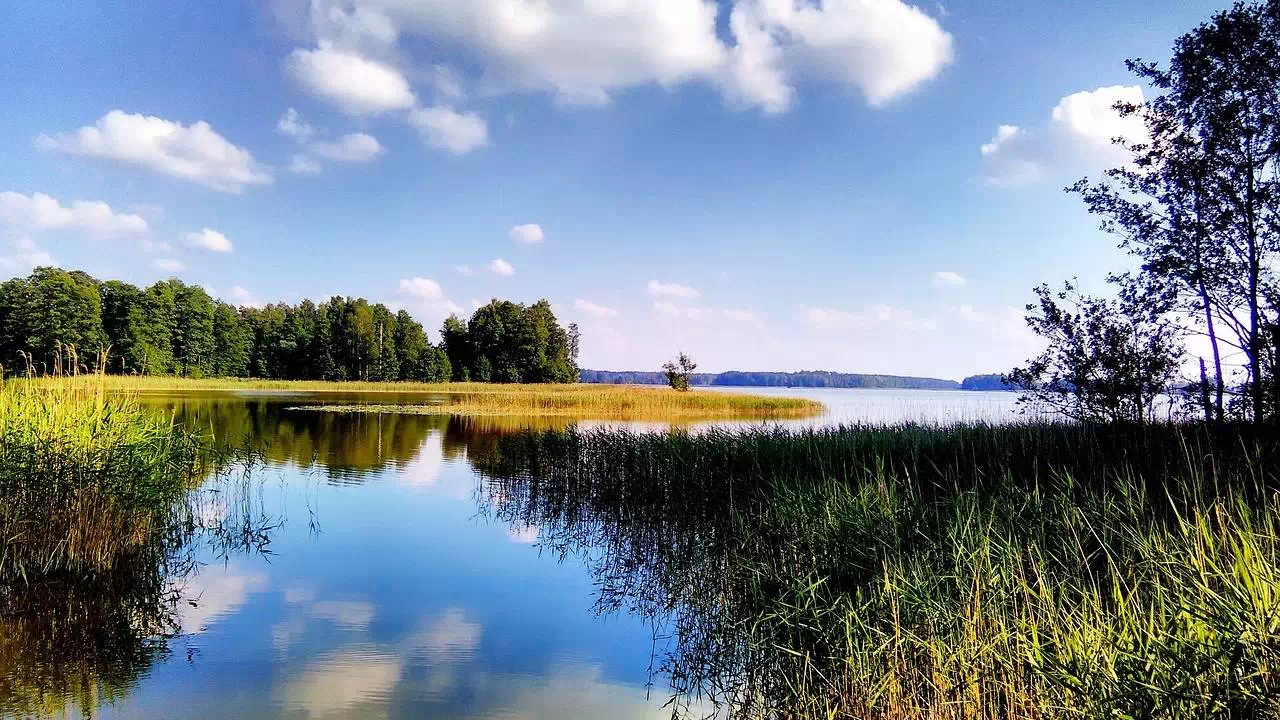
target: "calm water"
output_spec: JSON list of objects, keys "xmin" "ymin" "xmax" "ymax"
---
[{"xmin": 0, "ymin": 387, "xmax": 1019, "ymax": 719}]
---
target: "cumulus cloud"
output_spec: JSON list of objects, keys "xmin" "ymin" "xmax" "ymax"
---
[
  {"xmin": 933, "ymin": 271, "xmax": 966, "ymax": 288},
  {"xmin": 153, "ymin": 258, "xmax": 185, "ymax": 273},
  {"xmin": 280, "ymin": 0, "xmax": 952, "ymax": 114},
  {"xmin": 725, "ymin": 0, "xmax": 954, "ymax": 111},
  {"xmin": 981, "ymin": 85, "xmax": 1148, "ymax": 187},
  {"xmin": 38, "ymin": 111, "xmax": 272, "ymax": 193},
  {"xmin": 453, "ymin": 265, "xmax": 474, "ymax": 277},
  {"xmin": 509, "ymin": 223, "xmax": 544, "ymax": 245},
  {"xmin": 488, "ymin": 258, "xmax": 515, "ymax": 276},
  {"xmin": 277, "ymin": 108, "xmax": 316, "ymax": 141},
  {"xmin": 399, "ymin": 276, "xmax": 443, "ymax": 300},
  {"xmin": 209, "ymin": 285, "xmax": 261, "ymax": 308},
  {"xmin": 574, "ymin": 298, "xmax": 619, "ymax": 319},
  {"xmin": 647, "ymin": 279, "xmax": 700, "ymax": 299},
  {"xmin": 184, "ymin": 227, "xmax": 233, "ymax": 253},
  {"xmin": 309, "ymin": 132, "xmax": 384, "ymax": 163},
  {"xmin": 409, "ymin": 106, "xmax": 488, "ymax": 155},
  {"xmin": 288, "ymin": 45, "xmax": 417, "ymax": 115},
  {"xmin": 0, "ymin": 237, "xmax": 54, "ymax": 273},
  {"xmin": 0, "ymin": 191, "xmax": 148, "ymax": 236}
]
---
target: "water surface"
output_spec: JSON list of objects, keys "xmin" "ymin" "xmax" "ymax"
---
[{"xmin": 0, "ymin": 387, "xmax": 1019, "ymax": 719}]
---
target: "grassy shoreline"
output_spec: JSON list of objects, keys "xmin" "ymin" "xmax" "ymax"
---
[{"xmin": 29, "ymin": 376, "xmax": 825, "ymax": 421}]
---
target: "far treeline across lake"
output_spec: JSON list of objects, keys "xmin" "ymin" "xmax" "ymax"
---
[
  {"xmin": 580, "ymin": 369, "xmax": 1011, "ymax": 390},
  {"xmin": 0, "ymin": 267, "xmax": 580, "ymax": 384}
]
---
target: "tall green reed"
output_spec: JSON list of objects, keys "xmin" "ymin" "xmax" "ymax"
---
[
  {"xmin": 474, "ymin": 423, "xmax": 1280, "ymax": 718},
  {"xmin": 0, "ymin": 354, "xmax": 205, "ymax": 582}
]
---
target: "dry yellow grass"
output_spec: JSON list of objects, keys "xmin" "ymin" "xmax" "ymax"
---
[{"xmin": 32, "ymin": 376, "xmax": 824, "ymax": 422}]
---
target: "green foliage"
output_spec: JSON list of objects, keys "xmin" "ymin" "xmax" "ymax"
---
[
  {"xmin": 0, "ymin": 267, "xmax": 477, "ymax": 384},
  {"xmin": 439, "ymin": 299, "xmax": 579, "ymax": 385},
  {"xmin": 1065, "ymin": 0, "xmax": 1280, "ymax": 423},
  {"xmin": 1009, "ymin": 278, "xmax": 1184, "ymax": 423},
  {"xmin": 662, "ymin": 352, "xmax": 697, "ymax": 391}
]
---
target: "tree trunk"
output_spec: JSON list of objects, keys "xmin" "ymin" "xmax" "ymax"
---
[
  {"xmin": 1200, "ymin": 287, "xmax": 1226, "ymax": 421},
  {"xmin": 1200, "ymin": 357, "xmax": 1212, "ymax": 422}
]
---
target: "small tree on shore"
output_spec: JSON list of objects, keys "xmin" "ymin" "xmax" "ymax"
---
[
  {"xmin": 662, "ymin": 353, "xmax": 697, "ymax": 392},
  {"xmin": 1007, "ymin": 279, "xmax": 1184, "ymax": 424}
]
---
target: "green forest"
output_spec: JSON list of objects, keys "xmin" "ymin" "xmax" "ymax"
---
[{"xmin": 0, "ymin": 266, "xmax": 580, "ymax": 383}]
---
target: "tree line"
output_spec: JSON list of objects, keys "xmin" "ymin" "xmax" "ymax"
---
[
  {"xmin": 580, "ymin": 368, "xmax": 973, "ymax": 390},
  {"xmin": 0, "ymin": 266, "xmax": 579, "ymax": 384},
  {"xmin": 1011, "ymin": 0, "xmax": 1280, "ymax": 425}
]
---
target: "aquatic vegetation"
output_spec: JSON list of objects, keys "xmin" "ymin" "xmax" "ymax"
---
[
  {"xmin": 475, "ymin": 423, "xmax": 1280, "ymax": 718},
  {"xmin": 0, "ymin": 370, "xmax": 205, "ymax": 582}
]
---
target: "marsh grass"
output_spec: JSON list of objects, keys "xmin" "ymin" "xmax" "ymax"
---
[
  {"xmin": 38, "ymin": 375, "xmax": 824, "ymax": 421},
  {"xmin": 475, "ymin": 423, "xmax": 1280, "ymax": 718},
  {"xmin": 0, "ymin": 365, "xmax": 205, "ymax": 583}
]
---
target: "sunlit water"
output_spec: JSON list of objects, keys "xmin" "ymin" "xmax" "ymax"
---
[{"xmin": 0, "ymin": 387, "xmax": 1019, "ymax": 719}]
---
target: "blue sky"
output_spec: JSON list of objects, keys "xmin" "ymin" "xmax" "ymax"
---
[{"xmin": 0, "ymin": 1, "xmax": 1228, "ymax": 378}]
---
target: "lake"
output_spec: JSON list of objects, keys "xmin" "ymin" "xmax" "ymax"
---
[{"xmin": 1, "ymin": 387, "xmax": 1020, "ymax": 719}]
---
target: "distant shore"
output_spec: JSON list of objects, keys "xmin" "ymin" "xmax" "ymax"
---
[{"xmin": 580, "ymin": 369, "xmax": 1014, "ymax": 391}]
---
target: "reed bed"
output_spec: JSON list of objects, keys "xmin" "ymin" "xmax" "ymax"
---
[
  {"xmin": 0, "ymin": 371, "xmax": 204, "ymax": 583},
  {"xmin": 474, "ymin": 423, "xmax": 1280, "ymax": 719},
  {"xmin": 296, "ymin": 389, "xmax": 819, "ymax": 421},
  {"xmin": 34, "ymin": 375, "xmax": 823, "ymax": 421}
]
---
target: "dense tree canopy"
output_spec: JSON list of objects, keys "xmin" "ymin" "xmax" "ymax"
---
[
  {"xmin": 0, "ymin": 267, "xmax": 576, "ymax": 384},
  {"xmin": 439, "ymin": 299, "xmax": 579, "ymax": 384}
]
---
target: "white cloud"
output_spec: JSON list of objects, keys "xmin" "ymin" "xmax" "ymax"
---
[
  {"xmin": 38, "ymin": 110, "xmax": 272, "ymax": 193},
  {"xmin": 802, "ymin": 304, "xmax": 937, "ymax": 332},
  {"xmin": 203, "ymin": 285, "xmax": 262, "ymax": 308},
  {"xmin": 574, "ymin": 298, "xmax": 619, "ymax": 319},
  {"xmin": 277, "ymin": 108, "xmax": 316, "ymax": 141},
  {"xmin": 288, "ymin": 45, "xmax": 416, "ymax": 115},
  {"xmin": 509, "ymin": 223, "xmax": 544, "ymax": 245},
  {"xmin": 0, "ymin": 237, "xmax": 54, "ymax": 273},
  {"xmin": 283, "ymin": 0, "xmax": 952, "ymax": 114},
  {"xmin": 933, "ymin": 271, "xmax": 966, "ymax": 288},
  {"xmin": 309, "ymin": 132, "xmax": 384, "ymax": 163},
  {"xmin": 289, "ymin": 154, "xmax": 322, "ymax": 174},
  {"xmin": 399, "ymin": 276, "xmax": 443, "ymax": 300},
  {"xmin": 153, "ymin": 258, "xmax": 185, "ymax": 272},
  {"xmin": 654, "ymin": 302, "xmax": 758, "ymax": 324},
  {"xmin": 184, "ymin": 227, "xmax": 234, "ymax": 253},
  {"xmin": 453, "ymin": 265, "xmax": 474, "ymax": 277},
  {"xmin": 488, "ymin": 258, "xmax": 515, "ymax": 276},
  {"xmin": 409, "ymin": 106, "xmax": 488, "ymax": 155},
  {"xmin": 308, "ymin": 2, "xmax": 398, "ymax": 51},
  {"xmin": 0, "ymin": 191, "xmax": 149, "ymax": 236},
  {"xmin": 647, "ymin": 279, "xmax": 700, "ymax": 299},
  {"xmin": 725, "ymin": 0, "xmax": 954, "ymax": 111},
  {"xmin": 981, "ymin": 85, "xmax": 1147, "ymax": 187}
]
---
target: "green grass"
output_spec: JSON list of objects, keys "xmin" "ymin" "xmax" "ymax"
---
[
  {"xmin": 41, "ymin": 375, "xmax": 825, "ymax": 421},
  {"xmin": 474, "ymin": 422, "xmax": 1280, "ymax": 718},
  {"xmin": 0, "ymin": 372, "xmax": 205, "ymax": 582}
]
